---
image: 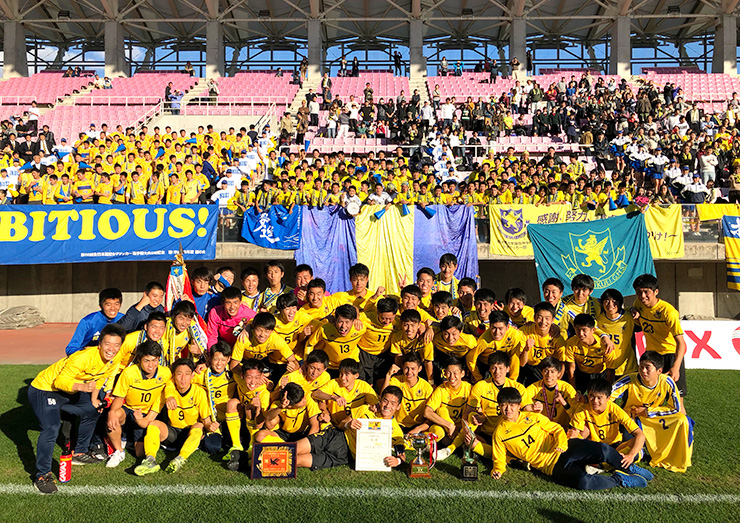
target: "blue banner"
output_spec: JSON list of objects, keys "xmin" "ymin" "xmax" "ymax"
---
[
  {"xmin": 528, "ymin": 213, "xmax": 655, "ymax": 298},
  {"xmin": 241, "ymin": 205, "xmax": 302, "ymax": 250},
  {"xmin": 0, "ymin": 204, "xmax": 218, "ymax": 265},
  {"xmin": 413, "ymin": 205, "xmax": 479, "ymax": 282},
  {"xmin": 295, "ymin": 207, "xmax": 356, "ymax": 293}
]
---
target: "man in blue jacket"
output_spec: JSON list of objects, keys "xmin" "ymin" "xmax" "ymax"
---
[{"xmin": 65, "ymin": 288, "xmax": 124, "ymax": 356}]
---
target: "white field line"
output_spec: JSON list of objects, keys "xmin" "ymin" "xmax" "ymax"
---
[{"xmin": 2, "ymin": 484, "xmax": 740, "ymax": 503}]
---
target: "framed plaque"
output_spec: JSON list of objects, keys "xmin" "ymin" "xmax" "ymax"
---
[
  {"xmin": 251, "ymin": 442, "xmax": 297, "ymax": 479},
  {"xmin": 354, "ymin": 418, "xmax": 393, "ymax": 472}
]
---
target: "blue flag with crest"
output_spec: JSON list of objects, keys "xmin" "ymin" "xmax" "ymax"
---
[
  {"xmin": 528, "ymin": 212, "xmax": 655, "ymax": 298},
  {"xmin": 241, "ymin": 205, "xmax": 302, "ymax": 250}
]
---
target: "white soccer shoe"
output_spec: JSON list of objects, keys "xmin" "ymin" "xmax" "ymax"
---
[{"xmin": 106, "ymin": 450, "xmax": 126, "ymax": 468}]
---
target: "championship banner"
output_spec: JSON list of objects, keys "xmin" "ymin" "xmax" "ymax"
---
[
  {"xmin": 528, "ymin": 213, "xmax": 655, "ymax": 298},
  {"xmin": 636, "ymin": 320, "xmax": 740, "ymax": 370},
  {"xmin": 721, "ymin": 215, "xmax": 740, "ymax": 290},
  {"xmin": 0, "ymin": 204, "xmax": 218, "ymax": 264},
  {"xmin": 696, "ymin": 203, "xmax": 740, "ymax": 222},
  {"xmin": 355, "ymin": 205, "xmax": 414, "ymax": 297},
  {"xmin": 241, "ymin": 205, "xmax": 302, "ymax": 250},
  {"xmin": 644, "ymin": 205, "xmax": 684, "ymax": 259},
  {"xmin": 251, "ymin": 442, "xmax": 297, "ymax": 479},
  {"xmin": 489, "ymin": 204, "xmax": 683, "ymax": 259}
]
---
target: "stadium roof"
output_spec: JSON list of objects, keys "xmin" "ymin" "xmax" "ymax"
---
[{"xmin": 1, "ymin": 0, "xmax": 738, "ymax": 49}]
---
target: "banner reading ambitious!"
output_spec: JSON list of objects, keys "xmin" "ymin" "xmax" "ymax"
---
[{"xmin": 0, "ymin": 205, "xmax": 218, "ymax": 264}]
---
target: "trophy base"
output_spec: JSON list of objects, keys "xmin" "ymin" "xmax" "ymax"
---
[
  {"xmin": 460, "ymin": 461, "xmax": 479, "ymax": 481},
  {"xmin": 408, "ymin": 463, "xmax": 431, "ymax": 478}
]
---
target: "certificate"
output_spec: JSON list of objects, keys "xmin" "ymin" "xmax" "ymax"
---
[{"xmin": 354, "ymin": 418, "xmax": 393, "ymax": 472}]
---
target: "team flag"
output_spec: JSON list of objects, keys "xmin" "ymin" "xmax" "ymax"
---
[
  {"xmin": 528, "ymin": 213, "xmax": 655, "ymax": 298},
  {"xmin": 241, "ymin": 205, "xmax": 302, "ymax": 250},
  {"xmin": 722, "ymin": 215, "xmax": 740, "ymax": 290}
]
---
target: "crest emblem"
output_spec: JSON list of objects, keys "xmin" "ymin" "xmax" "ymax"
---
[
  {"xmin": 500, "ymin": 209, "xmax": 527, "ymax": 236},
  {"xmin": 562, "ymin": 229, "xmax": 626, "ymax": 289}
]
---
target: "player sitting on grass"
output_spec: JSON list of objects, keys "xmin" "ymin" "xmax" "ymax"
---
[
  {"xmin": 256, "ymin": 382, "xmax": 320, "ymax": 444},
  {"xmin": 564, "ymin": 314, "xmax": 615, "ymax": 393},
  {"xmin": 525, "ymin": 357, "xmax": 578, "ymax": 428},
  {"xmin": 312, "ymin": 358, "xmax": 378, "ymax": 426},
  {"xmin": 134, "ymin": 358, "xmax": 219, "ymax": 476},
  {"xmin": 424, "ymin": 356, "xmax": 471, "ymax": 458},
  {"xmin": 223, "ymin": 358, "xmax": 270, "ymax": 471},
  {"xmin": 294, "ymin": 386, "xmax": 406, "ymax": 470},
  {"xmin": 611, "ymin": 351, "xmax": 693, "ymax": 472},
  {"xmin": 193, "ymin": 342, "xmax": 235, "ymax": 455},
  {"xmin": 568, "ymin": 379, "xmax": 646, "ymax": 469},
  {"xmin": 106, "ymin": 340, "xmax": 171, "ymax": 468},
  {"xmin": 382, "ymin": 352, "xmax": 433, "ymax": 433},
  {"xmin": 491, "ymin": 387, "xmax": 653, "ymax": 490},
  {"xmin": 389, "ymin": 309, "xmax": 435, "ymax": 385},
  {"xmin": 468, "ymin": 310, "xmax": 528, "ymax": 382},
  {"xmin": 231, "ymin": 312, "xmax": 299, "ymax": 379},
  {"xmin": 459, "ymin": 351, "xmax": 532, "ymax": 460},
  {"xmin": 29, "ymin": 324, "xmax": 126, "ymax": 494}
]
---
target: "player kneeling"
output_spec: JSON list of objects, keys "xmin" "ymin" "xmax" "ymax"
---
[
  {"xmin": 491, "ymin": 387, "xmax": 653, "ymax": 490},
  {"xmin": 106, "ymin": 340, "xmax": 171, "ymax": 468},
  {"xmin": 134, "ymin": 358, "xmax": 219, "ymax": 476}
]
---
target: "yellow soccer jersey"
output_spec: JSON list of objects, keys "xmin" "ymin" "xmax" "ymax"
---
[
  {"xmin": 610, "ymin": 373, "xmax": 682, "ymax": 418},
  {"xmin": 274, "ymin": 310, "xmax": 313, "ymax": 354},
  {"xmin": 468, "ymin": 378, "xmax": 532, "ymax": 435},
  {"xmin": 163, "ymin": 381, "xmax": 211, "ymax": 429},
  {"xmin": 319, "ymin": 378, "xmax": 378, "ymax": 426},
  {"xmin": 570, "ymin": 401, "xmax": 638, "ymax": 445},
  {"xmin": 389, "ymin": 330, "xmax": 433, "ymax": 362},
  {"xmin": 232, "ymin": 373, "xmax": 270, "ymax": 411},
  {"xmin": 232, "ymin": 331, "xmax": 294, "ymax": 365},
  {"xmin": 358, "ymin": 311, "xmax": 398, "ymax": 356},
  {"xmin": 304, "ymin": 321, "xmax": 366, "ymax": 370},
  {"xmin": 492, "ymin": 412, "xmax": 568, "ymax": 476},
  {"xmin": 596, "ymin": 312, "xmax": 638, "ymax": 376},
  {"xmin": 563, "ymin": 335, "xmax": 614, "ymax": 374},
  {"xmin": 271, "ymin": 397, "xmax": 320, "ymax": 434},
  {"xmin": 280, "ymin": 368, "xmax": 331, "ymax": 397},
  {"xmin": 31, "ymin": 347, "xmax": 120, "ymax": 394},
  {"xmin": 332, "ymin": 290, "xmax": 379, "ymax": 313},
  {"xmin": 525, "ymin": 379, "xmax": 578, "ymax": 428},
  {"xmin": 432, "ymin": 331, "xmax": 477, "ymax": 361},
  {"xmin": 112, "ymin": 365, "xmax": 171, "ymax": 413},
  {"xmin": 192, "ymin": 369, "xmax": 235, "ymax": 408},
  {"xmin": 554, "ymin": 295, "xmax": 602, "ymax": 332},
  {"xmin": 632, "ymin": 299, "xmax": 683, "ymax": 355},
  {"xmin": 505, "ymin": 305, "xmax": 534, "ymax": 328},
  {"xmin": 344, "ymin": 404, "xmax": 404, "ymax": 458},
  {"xmin": 469, "ymin": 326, "xmax": 526, "ymax": 381},
  {"xmin": 464, "ymin": 311, "xmax": 490, "ymax": 338},
  {"xmin": 300, "ymin": 295, "xmax": 341, "ymax": 321},
  {"xmin": 96, "ymin": 181, "xmax": 113, "ymax": 204},
  {"xmin": 389, "ymin": 375, "xmax": 433, "ymax": 428},
  {"xmin": 519, "ymin": 323, "xmax": 563, "ymax": 367},
  {"xmin": 113, "ymin": 330, "xmax": 150, "ymax": 371},
  {"xmin": 426, "ymin": 381, "xmax": 472, "ymax": 423}
]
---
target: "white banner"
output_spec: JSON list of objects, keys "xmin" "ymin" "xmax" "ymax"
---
[{"xmin": 636, "ymin": 320, "xmax": 740, "ymax": 370}]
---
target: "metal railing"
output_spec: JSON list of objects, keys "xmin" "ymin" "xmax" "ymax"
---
[
  {"xmin": 71, "ymin": 95, "xmax": 162, "ymax": 106},
  {"xmin": 181, "ymin": 97, "xmax": 289, "ymax": 117},
  {"xmin": 136, "ymin": 101, "xmax": 164, "ymax": 134}
]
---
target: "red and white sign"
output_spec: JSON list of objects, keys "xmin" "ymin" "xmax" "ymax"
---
[{"xmin": 636, "ymin": 321, "xmax": 740, "ymax": 370}]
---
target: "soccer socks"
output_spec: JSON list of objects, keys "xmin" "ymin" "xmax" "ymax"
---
[
  {"xmin": 445, "ymin": 431, "xmax": 466, "ymax": 454},
  {"xmin": 143, "ymin": 425, "xmax": 161, "ymax": 458},
  {"xmin": 179, "ymin": 427, "xmax": 203, "ymax": 460},
  {"xmin": 225, "ymin": 413, "xmax": 243, "ymax": 451},
  {"xmin": 471, "ymin": 440, "xmax": 492, "ymax": 459}
]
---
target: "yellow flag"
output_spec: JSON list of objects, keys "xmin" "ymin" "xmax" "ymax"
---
[
  {"xmin": 696, "ymin": 203, "xmax": 740, "ymax": 221},
  {"xmin": 644, "ymin": 205, "xmax": 684, "ymax": 259},
  {"xmin": 637, "ymin": 413, "xmax": 694, "ymax": 473},
  {"xmin": 355, "ymin": 205, "xmax": 414, "ymax": 297}
]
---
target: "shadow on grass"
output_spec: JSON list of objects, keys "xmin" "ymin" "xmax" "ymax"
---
[{"xmin": 0, "ymin": 379, "xmax": 39, "ymax": 479}]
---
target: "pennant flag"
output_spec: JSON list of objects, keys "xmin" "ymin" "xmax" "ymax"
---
[
  {"xmin": 165, "ymin": 263, "xmax": 193, "ymax": 312},
  {"xmin": 644, "ymin": 205, "xmax": 684, "ymax": 259},
  {"xmin": 295, "ymin": 207, "xmax": 357, "ymax": 293},
  {"xmin": 528, "ymin": 213, "xmax": 655, "ymax": 298},
  {"xmin": 226, "ymin": 149, "xmax": 233, "ymax": 161},
  {"xmin": 78, "ymin": 161, "xmax": 92, "ymax": 169},
  {"xmin": 722, "ymin": 215, "xmax": 740, "ymax": 290},
  {"xmin": 355, "ymin": 205, "xmax": 414, "ymax": 297},
  {"xmin": 185, "ymin": 138, "xmax": 197, "ymax": 144},
  {"xmin": 155, "ymin": 147, "xmax": 165, "ymax": 159},
  {"xmin": 241, "ymin": 205, "xmax": 302, "ymax": 250},
  {"xmin": 114, "ymin": 144, "xmax": 126, "ymax": 153},
  {"xmin": 56, "ymin": 150, "xmax": 70, "ymax": 158},
  {"xmin": 413, "ymin": 205, "xmax": 479, "ymax": 283},
  {"xmin": 20, "ymin": 162, "xmax": 33, "ymax": 170}
]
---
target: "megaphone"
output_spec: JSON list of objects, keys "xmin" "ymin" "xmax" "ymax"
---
[
  {"xmin": 608, "ymin": 197, "xmax": 617, "ymax": 211},
  {"xmin": 401, "ymin": 203, "xmax": 410, "ymax": 216},
  {"xmin": 422, "ymin": 205, "xmax": 437, "ymax": 218},
  {"xmin": 374, "ymin": 207, "xmax": 387, "ymax": 220}
]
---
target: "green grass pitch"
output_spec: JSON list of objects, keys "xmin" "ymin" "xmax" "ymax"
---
[{"xmin": 0, "ymin": 365, "xmax": 738, "ymax": 523}]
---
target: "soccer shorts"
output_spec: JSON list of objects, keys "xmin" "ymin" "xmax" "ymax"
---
[
  {"xmin": 358, "ymin": 350, "xmax": 393, "ymax": 385},
  {"xmin": 163, "ymin": 425, "xmax": 188, "ymax": 446},
  {"xmin": 661, "ymin": 353, "xmax": 687, "ymax": 396},
  {"xmin": 275, "ymin": 428, "xmax": 309, "ymax": 443},
  {"xmin": 123, "ymin": 406, "xmax": 146, "ymax": 443},
  {"xmin": 308, "ymin": 427, "xmax": 349, "ymax": 470},
  {"xmin": 574, "ymin": 369, "xmax": 608, "ymax": 394}
]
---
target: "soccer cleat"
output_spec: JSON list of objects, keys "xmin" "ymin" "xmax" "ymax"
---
[
  {"xmin": 106, "ymin": 450, "xmax": 126, "ymax": 469},
  {"xmin": 222, "ymin": 446, "xmax": 243, "ymax": 462},
  {"xmin": 508, "ymin": 459, "xmax": 531, "ymax": 471},
  {"xmin": 614, "ymin": 470, "xmax": 648, "ymax": 488},
  {"xmin": 585, "ymin": 465, "xmax": 604, "ymax": 475},
  {"xmin": 436, "ymin": 447, "xmax": 452, "ymax": 460},
  {"xmin": 90, "ymin": 442, "xmax": 108, "ymax": 461},
  {"xmin": 34, "ymin": 473, "xmax": 58, "ymax": 495},
  {"xmin": 71, "ymin": 452, "xmax": 103, "ymax": 465},
  {"xmin": 226, "ymin": 449, "xmax": 241, "ymax": 471},
  {"xmin": 134, "ymin": 456, "xmax": 160, "ymax": 476},
  {"xmin": 166, "ymin": 456, "xmax": 185, "ymax": 473},
  {"xmin": 626, "ymin": 464, "xmax": 654, "ymax": 482}
]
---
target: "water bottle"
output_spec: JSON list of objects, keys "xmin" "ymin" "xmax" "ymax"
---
[{"xmin": 58, "ymin": 442, "xmax": 72, "ymax": 483}]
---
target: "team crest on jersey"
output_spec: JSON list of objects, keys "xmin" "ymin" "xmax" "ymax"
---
[
  {"xmin": 654, "ymin": 310, "xmax": 662, "ymax": 319},
  {"xmin": 562, "ymin": 229, "xmax": 626, "ymax": 289},
  {"xmin": 500, "ymin": 209, "xmax": 527, "ymax": 238}
]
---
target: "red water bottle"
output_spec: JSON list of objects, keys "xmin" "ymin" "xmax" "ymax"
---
[{"xmin": 58, "ymin": 442, "xmax": 72, "ymax": 483}]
